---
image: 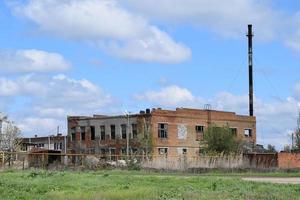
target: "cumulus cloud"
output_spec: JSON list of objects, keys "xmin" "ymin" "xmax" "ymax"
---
[
  {"xmin": 13, "ymin": 0, "xmax": 191, "ymax": 63},
  {"xmin": 134, "ymin": 85, "xmax": 197, "ymax": 106},
  {"xmin": 0, "ymin": 49, "xmax": 70, "ymax": 73},
  {"xmin": 122, "ymin": 0, "xmax": 300, "ymax": 55},
  {"xmin": 135, "ymin": 84, "xmax": 300, "ymax": 149},
  {"xmin": 1, "ymin": 73, "xmax": 115, "ymax": 136},
  {"xmin": 122, "ymin": 0, "xmax": 281, "ymax": 40},
  {"xmin": 0, "ymin": 78, "xmax": 19, "ymax": 96}
]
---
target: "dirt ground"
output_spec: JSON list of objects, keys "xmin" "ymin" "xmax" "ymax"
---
[{"xmin": 242, "ymin": 177, "xmax": 300, "ymax": 184}]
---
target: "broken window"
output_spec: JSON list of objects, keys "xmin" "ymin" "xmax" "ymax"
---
[
  {"xmin": 110, "ymin": 125, "xmax": 116, "ymax": 139},
  {"xmin": 230, "ymin": 128, "xmax": 237, "ymax": 136},
  {"xmin": 131, "ymin": 148, "xmax": 138, "ymax": 154},
  {"xmin": 158, "ymin": 148, "xmax": 168, "ymax": 155},
  {"xmin": 100, "ymin": 148, "xmax": 106, "ymax": 159},
  {"xmin": 54, "ymin": 142, "xmax": 62, "ymax": 150},
  {"xmin": 110, "ymin": 148, "xmax": 116, "ymax": 161},
  {"xmin": 80, "ymin": 126, "xmax": 86, "ymax": 141},
  {"xmin": 177, "ymin": 148, "xmax": 187, "ymax": 155},
  {"xmin": 195, "ymin": 125, "xmax": 204, "ymax": 133},
  {"xmin": 195, "ymin": 125, "xmax": 204, "ymax": 141},
  {"xmin": 158, "ymin": 123, "xmax": 168, "ymax": 139},
  {"xmin": 244, "ymin": 129, "xmax": 252, "ymax": 137},
  {"xmin": 100, "ymin": 125, "xmax": 105, "ymax": 140},
  {"xmin": 121, "ymin": 148, "xmax": 126, "ymax": 155},
  {"xmin": 132, "ymin": 123, "xmax": 137, "ymax": 139},
  {"xmin": 121, "ymin": 124, "xmax": 127, "ymax": 139},
  {"xmin": 36, "ymin": 143, "xmax": 44, "ymax": 148},
  {"xmin": 70, "ymin": 127, "xmax": 76, "ymax": 141},
  {"xmin": 90, "ymin": 126, "xmax": 95, "ymax": 140}
]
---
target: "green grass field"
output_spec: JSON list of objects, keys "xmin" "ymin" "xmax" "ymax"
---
[{"xmin": 0, "ymin": 170, "xmax": 300, "ymax": 200}]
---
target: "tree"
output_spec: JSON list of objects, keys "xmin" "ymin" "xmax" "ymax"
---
[
  {"xmin": 292, "ymin": 111, "xmax": 300, "ymax": 152},
  {"xmin": 0, "ymin": 115, "xmax": 21, "ymax": 152},
  {"xmin": 203, "ymin": 125, "xmax": 241, "ymax": 154},
  {"xmin": 283, "ymin": 145, "xmax": 291, "ymax": 152},
  {"xmin": 293, "ymin": 130, "xmax": 300, "ymax": 152},
  {"xmin": 266, "ymin": 144, "xmax": 277, "ymax": 153}
]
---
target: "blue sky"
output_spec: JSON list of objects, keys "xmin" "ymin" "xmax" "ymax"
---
[{"xmin": 0, "ymin": 0, "xmax": 300, "ymax": 149}]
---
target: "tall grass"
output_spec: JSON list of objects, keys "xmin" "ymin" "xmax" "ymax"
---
[{"xmin": 0, "ymin": 170, "xmax": 299, "ymax": 200}]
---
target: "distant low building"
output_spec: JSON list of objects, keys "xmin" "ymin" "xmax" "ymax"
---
[
  {"xmin": 67, "ymin": 107, "xmax": 256, "ymax": 158},
  {"xmin": 21, "ymin": 134, "xmax": 67, "ymax": 154}
]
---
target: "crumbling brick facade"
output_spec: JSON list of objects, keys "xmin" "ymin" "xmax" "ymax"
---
[
  {"xmin": 151, "ymin": 108, "xmax": 256, "ymax": 157},
  {"xmin": 67, "ymin": 108, "xmax": 256, "ymax": 158}
]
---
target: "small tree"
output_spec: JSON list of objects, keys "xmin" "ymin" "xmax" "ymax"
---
[
  {"xmin": 292, "ymin": 111, "xmax": 300, "ymax": 152},
  {"xmin": 0, "ymin": 116, "xmax": 22, "ymax": 152},
  {"xmin": 283, "ymin": 145, "xmax": 291, "ymax": 152},
  {"xmin": 266, "ymin": 144, "xmax": 277, "ymax": 153},
  {"xmin": 203, "ymin": 125, "xmax": 241, "ymax": 155},
  {"xmin": 293, "ymin": 130, "xmax": 300, "ymax": 152}
]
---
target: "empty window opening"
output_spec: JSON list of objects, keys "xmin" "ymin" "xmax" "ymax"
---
[
  {"xmin": 110, "ymin": 148, "xmax": 116, "ymax": 161},
  {"xmin": 195, "ymin": 125, "xmax": 204, "ymax": 133},
  {"xmin": 132, "ymin": 123, "xmax": 138, "ymax": 139},
  {"xmin": 110, "ymin": 125, "xmax": 116, "ymax": 139},
  {"xmin": 230, "ymin": 128, "xmax": 237, "ymax": 136},
  {"xmin": 158, "ymin": 148, "xmax": 168, "ymax": 155},
  {"xmin": 121, "ymin": 124, "xmax": 127, "ymax": 139},
  {"xmin": 90, "ymin": 126, "xmax": 95, "ymax": 140},
  {"xmin": 71, "ymin": 127, "xmax": 76, "ymax": 141},
  {"xmin": 54, "ymin": 142, "xmax": 62, "ymax": 150},
  {"xmin": 244, "ymin": 129, "xmax": 252, "ymax": 137},
  {"xmin": 80, "ymin": 126, "xmax": 86, "ymax": 141},
  {"xmin": 158, "ymin": 123, "xmax": 168, "ymax": 138},
  {"xmin": 195, "ymin": 125, "xmax": 204, "ymax": 141},
  {"xmin": 100, "ymin": 125, "xmax": 105, "ymax": 140}
]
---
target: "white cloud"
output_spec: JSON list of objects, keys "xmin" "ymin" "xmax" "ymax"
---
[
  {"xmin": 122, "ymin": 0, "xmax": 281, "ymax": 40},
  {"xmin": 106, "ymin": 26, "xmax": 191, "ymax": 63},
  {"xmin": 135, "ymin": 84, "xmax": 300, "ymax": 149},
  {"xmin": 0, "ymin": 49, "xmax": 70, "ymax": 73},
  {"xmin": 18, "ymin": 117, "xmax": 61, "ymax": 134},
  {"xmin": 134, "ymin": 85, "xmax": 196, "ymax": 106},
  {"xmin": 1, "ymin": 73, "xmax": 116, "ymax": 136},
  {"xmin": 13, "ymin": 0, "xmax": 191, "ymax": 63},
  {"xmin": 294, "ymin": 83, "xmax": 300, "ymax": 99},
  {"xmin": 0, "ymin": 78, "xmax": 19, "ymax": 96}
]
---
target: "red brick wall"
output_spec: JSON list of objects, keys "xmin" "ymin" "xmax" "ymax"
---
[
  {"xmin": 151, "ymin": 108, "xmax": 256, "ymax": 157},
  {"xmin": 278, "ymin": 153, "xmax": 300, "ymax": 169}
]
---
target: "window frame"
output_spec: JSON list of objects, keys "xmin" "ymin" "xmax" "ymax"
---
[
  {"xmin": 100, "ymin": 125, "xmax": 105, "ymax": 140},
  {"xmin": 80, "ymin": 126, "xmax": 86, "ymax": 141},
  {"xmin": 121, "ymin": 124, "xmax": 127, "ymax": 139},
  {"xmin": 110, "ymin": 125, "xmax": 116, "ymax": 140},
  {"xmin": 132, "ymin": 123, "xmax": 138, "ymax": 139},
  {"xmin": 158, "ymin": 123, "xmax": 168, "ymax": 139},
  {"xmin": 244, "ymin": 128, "xmax": 252, "ymax": 137}
]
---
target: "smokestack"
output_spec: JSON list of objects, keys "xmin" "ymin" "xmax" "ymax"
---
[{"xmin": 247, "ymin": 24, "xmax": 254, "ymax": 116}]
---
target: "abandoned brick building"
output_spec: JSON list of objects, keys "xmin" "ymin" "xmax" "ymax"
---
[{"xmin": 67, "ymin": 107, "xmax": 256, "ymax": 158}]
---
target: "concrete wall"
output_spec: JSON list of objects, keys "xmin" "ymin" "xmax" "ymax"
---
[{"xmin": 278, "ymin": 153, "xmax": 300, "ymax": 169}]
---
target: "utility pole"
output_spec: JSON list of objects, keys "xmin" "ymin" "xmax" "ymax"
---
[{"xmin": 247, "ymin": 24, "xmax": 254, "ymax": 116}]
